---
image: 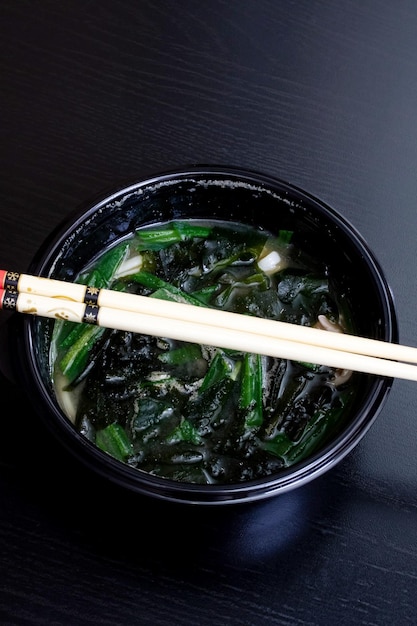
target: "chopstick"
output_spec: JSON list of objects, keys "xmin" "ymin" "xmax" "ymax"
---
[{"xmin": 2, "ymin": 269, "xmax": 417, "ymax": 382}]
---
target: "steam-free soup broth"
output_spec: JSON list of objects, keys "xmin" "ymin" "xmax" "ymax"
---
[{"xmin": 50, "ymin": 219, "xmax": 358, "ymax": 484}]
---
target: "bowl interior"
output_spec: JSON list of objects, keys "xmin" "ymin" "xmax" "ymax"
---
[{"xmin": 19, "ymin": 167, "xmax": 397, "ymax": 504}]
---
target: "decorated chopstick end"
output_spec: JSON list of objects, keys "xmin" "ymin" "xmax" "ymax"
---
[
  {"xmin": 0, "ymin": 270, "xmax": 20, "ymax": 291},
  {"xmin": 0, "ymin": 288, "xmax": 18, "ymax": 310}
]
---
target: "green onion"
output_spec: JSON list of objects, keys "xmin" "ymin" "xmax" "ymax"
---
[
  {"xmin": 188, "ymin": 285, "xmax": 219, "ymax": 305},
  {"xmin": 55, "ymin": 242, "xmax": 129, "ymax": 351},
  {"xmin": 240, "ymin": 352, "xmax": 263, "ymax": 427},
  {"xmin": 58, "ymin": 325, "xmax": 105, "ymax": 384},
  {"xmin": 262, "ymin": 432, "xmax": 293, "ymax": 457},
  {"xmin": 135, "ymin": 221, "xmax": 212, "ymax": 250},
  {"xmin": 129, "ymin": 271, "xmax": 207, "ymax": 307},
  {"xmin": 200, "ymin": 351, "xmax": 240, "ymax": 392},
  {"xmin": 96, "ymin": 422, "xmax": 132, "ymax": 461},
  {"xmin": 81, "ymin": 241, "xmax": 130, "ymax": 288}
]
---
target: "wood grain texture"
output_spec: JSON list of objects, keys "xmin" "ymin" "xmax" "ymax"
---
[{"xmin": 1, "ymin": 1, "xmax": 417, "ymax": 624}]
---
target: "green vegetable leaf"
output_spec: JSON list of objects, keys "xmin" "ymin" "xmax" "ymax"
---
[
  {"xmin": 166, "ymin": 418, "xmax": 202, "ymax": 445},
  {"xmin": 158, "ymin": 343, "xmax": 202, "ymax": 365}
]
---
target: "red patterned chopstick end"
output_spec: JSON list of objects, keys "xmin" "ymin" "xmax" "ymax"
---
[{"xmin": 0, "ymin": 288, "xmax": 18, "ymax": 310}]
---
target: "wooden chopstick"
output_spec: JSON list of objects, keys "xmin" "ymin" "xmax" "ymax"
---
[
  {"xmin": 2, "ymin": 270, "xmax": 414, "ymax": 362},
  {"xmin": 1, "ymin": 270, "xmax": 417, "ymax": 382}
]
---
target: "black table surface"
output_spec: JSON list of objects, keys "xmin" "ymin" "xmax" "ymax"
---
[{"xmin": 1, "ymin": 2, "xmax": 416, "ymax": 624}]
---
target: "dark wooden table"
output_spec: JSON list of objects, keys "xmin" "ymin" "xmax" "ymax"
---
[{"xmin": 1, "ymin": 2, "xmax": 416, "ymax": 624}]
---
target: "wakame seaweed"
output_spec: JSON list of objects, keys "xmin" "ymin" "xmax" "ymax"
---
[{"xmin": 51, "ymin": 219, "xmax": 359, "ymax": 484}]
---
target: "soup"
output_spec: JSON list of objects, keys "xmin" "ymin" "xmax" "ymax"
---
[{"xmin": 50, "ymin": 219, "xmax": 359, "ymax": 484}]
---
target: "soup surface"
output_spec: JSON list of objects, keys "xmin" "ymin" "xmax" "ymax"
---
[{"xmin": 51, "ymin": 219, "xmax": 358, "ymax": 484}]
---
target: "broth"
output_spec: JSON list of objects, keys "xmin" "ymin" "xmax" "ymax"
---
[{"xmin": 50, "ymin": 219, "xmax": 359, "ymax": 484}]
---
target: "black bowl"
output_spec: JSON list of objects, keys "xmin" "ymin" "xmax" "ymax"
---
[{"xmin": 2, "ymin": 167, "xmax": 398, "ymax": 505}]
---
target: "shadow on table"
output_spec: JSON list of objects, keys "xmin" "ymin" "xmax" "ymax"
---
[{"xmin": 0, "ymin": 367, "xmax": 336, "ymax": 574}]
